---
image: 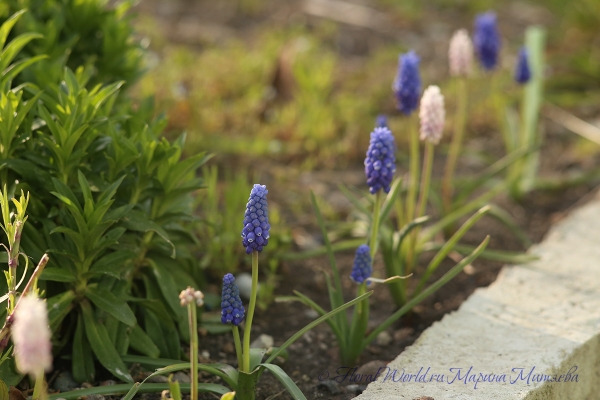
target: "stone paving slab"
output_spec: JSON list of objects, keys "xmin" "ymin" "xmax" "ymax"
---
[{"xmin": 355, "ymin": 195, "xmax": 600, "ymax": 400}]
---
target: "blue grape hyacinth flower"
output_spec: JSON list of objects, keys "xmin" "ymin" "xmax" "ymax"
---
[
  {"xmin": 393, "ymin": 51, "xmax": 421, "ymax": 115},
  {"xmin": 365, "ymin": 127, "xmax": 396, "ymax": 194},
  {"xmin": 474, "ymin": 12, "xmax": 501, "ymax": 70},
  {"xmin": 221, "ymin": 273, "xmax": 245, "ymax": 326},
  {"xmin": 241, "ymin": 184, "xmax": 270, "ymax": 254},
  {"xmin": 376, "ymin": 114, "xmax": 388, "ymax": 128},
  {"xmin": 350, "ymin": 245, "xmax": 372, "ymax": 284},
  {"xmin": 514, "ymin": 47, "xmax": 531, "ymax": 84}
]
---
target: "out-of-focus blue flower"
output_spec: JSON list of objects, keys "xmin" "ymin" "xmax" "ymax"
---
[
  {"xmin": 241, "ymin": 184, "xmax": 270, "ymax": 254},
  {"xmin": 473, "ymin": 12, "xmax": 501, "ymax": 70},
  {"xmin": 514, "ymin": 47, "xmax": 531, "ymax": 84},
  {"xmin": 221, "ymin": 273, "xmax": 245, "ymax": 326},
  {"xmin": 364, "ymin": 127, "xmax": 396, "ymax": 194},
  {"xmin": 376, "ymin": 115, "xmax": 388, "ymax": 128},
  {"xmin": 393, "ymin": 51, "xmax": 421, "ymax": 115},
  {"xmin": 350, "ymin": 244, "xmax": 372, "ymax": 284}
]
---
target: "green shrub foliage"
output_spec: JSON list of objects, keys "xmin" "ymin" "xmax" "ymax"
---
[{"xmin": 0, "ymin": 7, "xmax": 208, "ymax": 383}]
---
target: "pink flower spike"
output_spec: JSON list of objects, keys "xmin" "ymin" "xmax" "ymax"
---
[
  {"xmin": 449, "ymin": 29, "xmax": 473, "ymax": 77},
  {"xmin": 419, "ymin": 85, "xmax": 445, "ymax": 145},
  {"xmin": 12, "ymin": 296, "xmax": 52, "ymax": 378}
]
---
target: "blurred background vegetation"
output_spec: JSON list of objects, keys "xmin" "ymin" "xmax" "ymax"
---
[{"xmin": 129, "ymin": 0, "xmax": 600, "ymax": 274}]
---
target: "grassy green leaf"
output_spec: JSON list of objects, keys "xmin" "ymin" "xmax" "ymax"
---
[
  {"xmin": 72, "ymin": 315, "xmax": 95, "ymax": 383},
  {"xmin": 49, "ymin": 383, "xmax": 230, "ymax": 400},
  {"xmin": 258, "ymin": 363, "xmax": 306, "ymax": 400},
  {"xmin": 128, "ymin": 324, "xmax": 161, "ymax": 358},
  {"xmin": 81, "ymin": 301, "xmax": 133, "ymax": 382},
  {"xmin": 86, "ymin": 286, "xmax": 136, "ymax": 327}
]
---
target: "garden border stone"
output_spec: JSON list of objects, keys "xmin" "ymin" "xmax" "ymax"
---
[{"xmin": 354, "ymin": 194, "xmax": 600, "ymax": 399}]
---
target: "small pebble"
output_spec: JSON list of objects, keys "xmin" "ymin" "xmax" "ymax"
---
[
  {"xmin": 356, "ymin": 360, "xmax": 388, "ymax": 377},
  {"xmin": 201, "ymin": 350, "xmax": 210, "ymax": 359},
  {"xmin": 222, "ymin": 342, "xmax": 235, "ymax": 354},
  {"xmin": 52, "ymin": 371, "xmax": 78, "ymax": 392},
  {"xmin": 304, "ymin": 309, "xmax": 319, "ymax": 319},
  {"xmin": 250, "ymin": 334, "xmax": 274, "ymax": 349},
  {"xmin": 376, "ymin": 330, "xmax": 392, "ymax": 346},
  {"xmin": 302, "ymin": 331, "xmax": 313, "ymax": 344},
  {"xmin": 393, "ymin": 327, "xmax": 414, "ymax": 342},
  {"xmin": 86, "ymin": 395, "xmax": 105, "ymax": 400},
  {"xmin": 317, "ymin": 380, "xmax": 342, "ymax": 394},
  {"xmin": 346, "ymin": 384, "xmax": 367, "ymax": 395},
  {"xmin": 235, "ymin": 273, "xmax": 255, "ymax": 300},
  {"xmin": 147, "ymin": 375, "xmax": 169, "ymax": 383},
  {"xmin": 172, "ymin": 371, "xmax": 190, "ymax": 384}
]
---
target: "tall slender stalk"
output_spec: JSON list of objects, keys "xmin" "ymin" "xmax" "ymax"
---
[
  {"xmin": 442, "ymin": 77, "xmax": 468, "ymax": 216},
  {"xmin": 232, "ymin": 326, "xmax": 243, "ymax": 370},
  {"xmin": 406, "ymin": 142, "xmax": 435, "ymax": 273},
  {"xmin": 242, "ymin": 251, "xmax": 259, "ymax": 372},
  {"xmin": 405, "ymin": 115, "xmax": 420, "ymax": 223},
  {"xmin": 369, "ymin": 192, "xmax": 382, "ymax": 259},
  {"xmin": 188, "ymin": 304, "xmax": 198, "ymax": 400}
]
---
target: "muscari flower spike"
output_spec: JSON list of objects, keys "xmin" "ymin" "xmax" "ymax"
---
[
  {"xmin": 419, "ymin": 85, "xmax": 445, "ymax": 145},
  {"xmin": 12, "ymin": 296, "xmax": 52, "ymax": 378},
  {"xmin": 473, "ymin": 12, "xmax": 500, "ymax": 70},
  {"xmin": 241, "ymin": 184, "xmax": 270, "ymax": 254},
  {"xmin": 449, "ymin": 29, "xmax": 473, "ymax": 77},
  {"xmin": 179, "ymin": 287, "xmax": 205, "ymax": 307},
  {"xmin": 350, "ymin": 244, "xmax": 372, "ymax": 284},
  {"xmin": 364, "ymin": 127, "xmax": 396, "ymax": 194},
  {"xmin": 221, "ymin": 273, "xmax": 245, "ymax": 326},
  {"xmin": 514, "ymin": 47, "xmax": 531, "ymax": 84},
  {"xmin": 376, "ymin": 114, "xmax": 388, "ymax": 128},
  {"xmin": 393, "ymin": 51, "xmax": 421, "ymax": 115}
]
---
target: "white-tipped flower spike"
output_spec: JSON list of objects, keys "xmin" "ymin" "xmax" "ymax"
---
[
  {"xmin": 449, "ymin": 29, "xmax": 473, "ymax": 77},
  {"xmin": 12, "ymin": 296, "xmax": 52, "ymax": 378},
  {"xmin": 179, "ymin": 287, "xmax": 205, "ymax": 307},
  {"xmin": 419, "ymin": 85, "xmax": 445, "ymax": 145}
]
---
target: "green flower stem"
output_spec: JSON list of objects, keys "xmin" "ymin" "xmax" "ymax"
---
[
  {"xmin": 242, "ymin": 251, "xmax": 259, "ymax": 372},
  {"xmin": 32, "ymin": 374, "xmax": 46, "ymax": 400},
  {"xmin": 416, "ymin": 142, "xmax": 435, "ymax": 220},
  {"xmin": 232, "ymin": 326, "xmax": 243, "ymax": 370},
  {"xmin": 369, "ymin": 192, "xmax": 382, "ymax": 259},
  {"xmin": 442, "ymin": 77, "xmax": 468, "ymax": 216},
  {"xmin": 187, "ymin": 303, "xmax": 198, "ymax": 400},
  {"xmin": 407, "ymin": 142, "xmax": 435, "ymax": 272},
  {"xmin": 345, "ymin": 282, "xmax": 368, "ymax": 365},
  {"xmin": 405, "ymin": 114, "xmax": 420, "ymax": 222}
]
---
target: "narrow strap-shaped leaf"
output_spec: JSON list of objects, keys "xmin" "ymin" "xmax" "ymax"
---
[
  {"xmin": 72, "ymin": 315, "xmax": 95, "ymax": 383},
  {"xmin": 121, "ymin": 363, "xmax": 231, "ymax": 400},
  {"xmin": 310, "ymin": 191, "xmax": 346, "ymax": 327},
  {"xmin": 364, "ymin": 235, "xmax": 490, "ymax": 345},
  {"xmin": 128, "ymin": 324, "xmax": 161, "ymax": 358},
  {"xmin": 86, "ymin": 286, "xmax": 136, "ymax": 327},
  {"xmin": 422, "ymin": 242, "xmax": 538, "ymax": 264},
  {"xmin": 393, "ymin": 216, "xmax": 430, "ymax": 255},
  {"xmin": 487, "ymin": 204, "xmax": 532, "ymax": 247},
  {"xmin": 338, "ymin": 184, "xmax": 370, "ymax": 217},
  {"xmin": 0, "ymin": 10, "xmax": 27, "ymax": 49},
  {"xmin": 379, "ymin": 176, "xmax": 403, "ymax": 225},
  {"xmin": 416, "ymin": 206, "xmax": 491, "ymax": 294},
  {"xmin": 249, "ymin": 348, "xmax": 266, "ymax": 372},
  {"xmin": 258, "ymin": 363, "xmax": 307, "ymax": 400},
  {"xmin": 81, "ymin": 301, "xmax": 133, "ymax": 382},
  {"xmin": 49, "ymin": 383, "xmax": 230, "ymax": 400},
  {"xmin": 264, "ymin": 291, "xmax": 372, "ymax": 364}
]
